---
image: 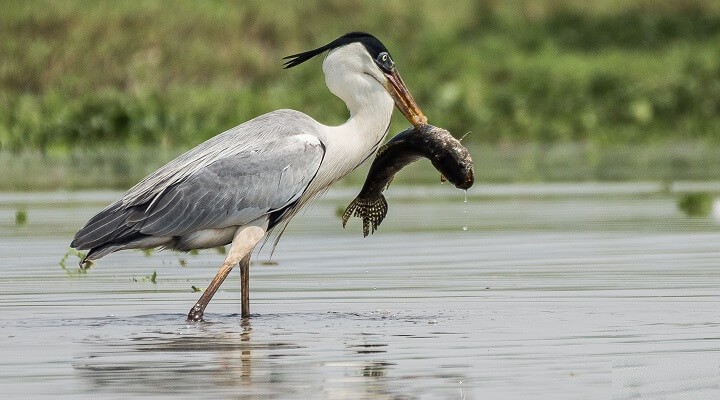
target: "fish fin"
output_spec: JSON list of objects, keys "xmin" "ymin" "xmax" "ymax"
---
[{"xmin": 341, "ymin": 195, "xmax": 388, "ymax": 237}]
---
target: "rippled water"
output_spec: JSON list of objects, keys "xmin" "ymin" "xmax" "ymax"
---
[{"xmin": 1, "ymin": 185, "xmax": 720, "ymax": 399}]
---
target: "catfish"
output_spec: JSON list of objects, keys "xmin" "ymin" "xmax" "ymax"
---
[{"xmin": 342, "ymin": 124, "xmax": 474, "ymax": 236}]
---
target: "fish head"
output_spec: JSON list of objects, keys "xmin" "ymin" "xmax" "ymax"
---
[
  {"xmin": 417, "ymin": 126, "xmax": 474, "ymax": 190},
  {"xmin": 433, "ymin": 149, "xmax": 474, "ymax": 190}
]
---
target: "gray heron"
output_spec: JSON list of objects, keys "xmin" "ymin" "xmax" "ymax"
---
[{"xmin": 71, "ymin": 32, "xmax": 427, "ymax": 321}]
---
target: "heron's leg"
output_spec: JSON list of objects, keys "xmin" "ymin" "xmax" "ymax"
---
[
  {"xmin": 240, "ymin": 253, "xmax": 250, "ymax": 318},
  {"xmin": 187, "ymin": 260, "xmax": 234, "ymax": 321},
  {"xmin": 187, "ymin": 224, "xmax": 266, "ymax": 322}
]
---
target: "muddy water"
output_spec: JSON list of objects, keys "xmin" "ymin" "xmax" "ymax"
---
[{"xmin": 1, "ymin": 186, "xmax": 719, "ymax": 399}]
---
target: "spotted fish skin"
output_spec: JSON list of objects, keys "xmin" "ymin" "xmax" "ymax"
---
[{"xmin": 342, "ymin": 124, "xmax": 474, "ymax": 236}]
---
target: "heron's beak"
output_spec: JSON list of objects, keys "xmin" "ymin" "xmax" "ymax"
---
[{"xmin": 384, "ymin": 69, "xmax": 427, "ymax": 128}]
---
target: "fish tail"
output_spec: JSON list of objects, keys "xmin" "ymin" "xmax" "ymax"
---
[{"xmin": 341, "ymin": 195, "xmax": 388, "ymax": 237}]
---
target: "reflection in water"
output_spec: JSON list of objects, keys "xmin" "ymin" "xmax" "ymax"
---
[
  {"xmin": 239, "ymin": 318, "xmax": 251, "ymax": 384},
  {"xmin": 71, "ymin": 313, "xmax": 451, "ymax": 399},
  {"xmin": 74, "ymin": 317, "xmax": 307, "ymax": 396},
  {"xmin": 362, "ymin": 362, "xmax": 388, "ymax": 377}
]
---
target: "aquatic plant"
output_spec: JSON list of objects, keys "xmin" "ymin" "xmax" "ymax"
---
[
  {"xmin": 133, "ymin": 270, "xmax": 157, "ymax": 284},
  {"xmin": 58, "ymin": 248, "xmax": 91, "ymax": 276},
  {"xmin": 14, "ymin": 209, "xmax": 27, "ymax": 226},
  {"xmin": 677, "ymin": 192, "xmax": 713, "ymax": 217}
]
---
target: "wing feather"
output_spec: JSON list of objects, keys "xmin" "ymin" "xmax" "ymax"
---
[
  {"xmin": 72, "ymin": 109, "xmax": 326, "ymax": 252},
  {"xmin": 131, "ymin": 135, "xmax": 324, "ymax": 236}
]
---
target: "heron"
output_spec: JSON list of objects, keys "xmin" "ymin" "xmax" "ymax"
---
[{"xmin": 70, "ymin": 32, "xmax": 427, "ymax": 321}]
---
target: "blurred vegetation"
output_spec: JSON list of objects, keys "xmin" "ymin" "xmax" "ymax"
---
[
  {"xmin": 15, "ymin": 209, "xmax": 27, "ymax": 226},
  {"xmin": 6, "ymin": 142, "xmax": 720, "ymax": 190},
  {"xmin": 2, "ymin": 0, "xmax": 720, "ymax": 187},
  {"xmin": 677, "ymin": 192, "xmax": 713, "ymax": 216}
]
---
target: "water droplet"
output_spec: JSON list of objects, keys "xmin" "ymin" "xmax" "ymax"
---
[{"xmin": 461, "ymin": 190, "xmax": 468, "ymax": 231}]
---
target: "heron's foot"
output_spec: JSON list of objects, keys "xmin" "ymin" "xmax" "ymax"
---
[{"xmin": 187, "ymin": 303, "xmax": 205, "ymax": 322}]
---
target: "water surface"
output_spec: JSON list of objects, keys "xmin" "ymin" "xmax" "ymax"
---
[{"xmin": 1, "ymin": 186, "xmax": 719, "ymax": 399}]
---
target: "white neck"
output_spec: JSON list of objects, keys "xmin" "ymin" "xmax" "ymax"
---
[
  {"xmin": 332, "ymin": 86, "xmax": 393, "ymax": 147},
  {"xmin": 308, "ymin": 50, "xmax": 395, "ymax": 190},
  {"xmin": 316, "ymin": 91, "xmax": 393, "ymax": 185}
]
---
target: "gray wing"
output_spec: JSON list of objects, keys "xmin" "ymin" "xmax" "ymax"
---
[
  {"xmin": 72, "ymin": 110, "xmax": 325, "ymax": 250},
  {"xmin": 123, "ymin": 109, "xmax": 318, "ymax": 206},
  {"xmin": 128, "ymin": 134, "xmax": 324, "ymax": 236}
]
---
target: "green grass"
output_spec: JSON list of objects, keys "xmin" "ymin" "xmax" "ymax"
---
[{"xmin": 2, "ymin": 1, "xmax": 720, "ymax": 188}]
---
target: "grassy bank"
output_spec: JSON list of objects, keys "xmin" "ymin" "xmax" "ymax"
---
[
  {"xmin": 5, "ymin": 141, "xmax": 720, "ymax": 191},
  {"xmin": 2, "ymin": 0, "xmax": 720, "ymax": 157}
]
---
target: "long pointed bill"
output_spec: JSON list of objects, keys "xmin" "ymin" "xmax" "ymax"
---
[{"xmin": 384, "ymin": 69, "xmax": 427, "ymax": 128}]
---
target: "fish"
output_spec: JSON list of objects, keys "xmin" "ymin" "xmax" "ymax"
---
[{"xmin": 342, "ymin": 124, "xmax": 474, "ymax": 236}]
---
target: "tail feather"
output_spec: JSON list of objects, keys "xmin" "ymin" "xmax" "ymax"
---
[
  {"xmin": 78, "ymin": 230, "xmax": 151, "ymax": 265},
  {"xmin": 71, "ymin": 201, "xmax": 152, "ymax": 265},
  {"xmin": 71, "ymin": 201, "xmax": 129, "ymax": 249},
  {"xmin": 341, "ymin": 195, "xmax": 388, "ymax": 237},
  {"xmin": 80, "ymin": 244, "xmax": 123, "ymax": 265}
]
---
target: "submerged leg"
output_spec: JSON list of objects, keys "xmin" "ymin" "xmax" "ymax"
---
[
  {"xmin": 240, "ymin": 253, "xmax": 250, "ymax": 318},
  {"xmin": 187, "ymin": 223, "xmax": 266, "ymax": 322}
]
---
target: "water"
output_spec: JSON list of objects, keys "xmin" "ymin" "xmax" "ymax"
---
[
  {"xmin": 462, "ymin": 190, "xmax": 468, "ymax": 231},
  {"xmin": 1, "ymin": 186, "xmax": 720, "ymax": 399}
]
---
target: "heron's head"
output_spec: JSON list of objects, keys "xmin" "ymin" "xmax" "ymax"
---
[{"xmin": 283, "ymin": 32, "xmax": 427, "ymax": 128}]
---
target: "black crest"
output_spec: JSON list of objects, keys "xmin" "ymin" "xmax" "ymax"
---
[{"xmin": 283, "ymin": 32, "xmax": 390, "ymax": 69}]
